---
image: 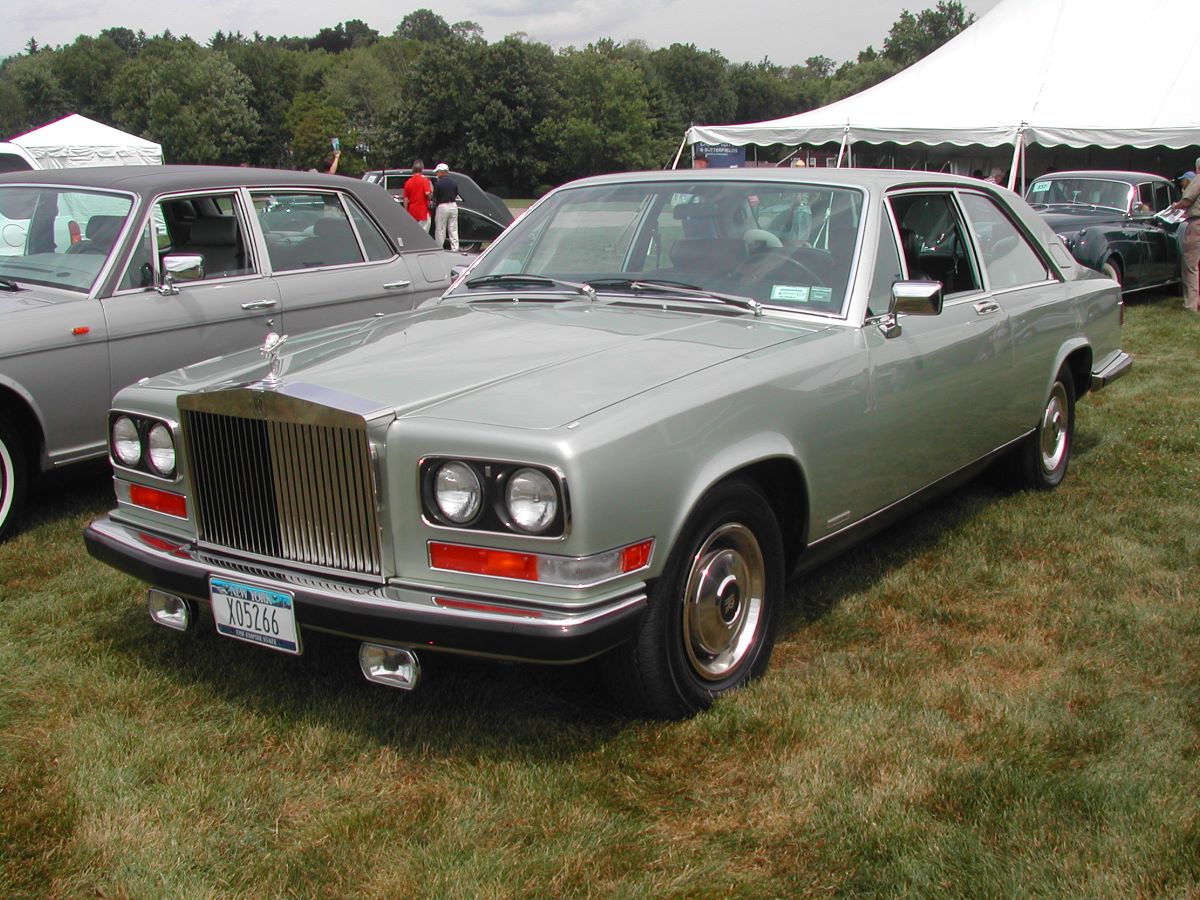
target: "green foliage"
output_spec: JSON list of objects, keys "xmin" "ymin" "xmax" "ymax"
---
[
  {"xmin": 222, "ymin": 39, "xmax": 305, "ymax": 167},
  {"xmin": 284, "ymin": 91, "xmax": 352, "ymax": 172},
  {"xmin": 51, "ymin": 35, "xmax": 129, "ymax": 123},
  {"xmin": 883, "ymin": 0, "xmax": 976, "ymax": 67},
  {"xmin": 0, "ymin": 52, "xmax": 70, "ymax": 134},
  {"xmin": 649, "ymin": 43, "xmax": 737, "ymax": 133},
  {"xmin": 110, "ymin": 37, "xmax": 259, "ymax": 164},
  {"xmin": 394, "ymin": 9, "xmax": 455, "ymax": 43}
]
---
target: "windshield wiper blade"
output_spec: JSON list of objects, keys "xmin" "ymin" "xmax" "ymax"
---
[
  {"xmin": 0, "ymin": 277, "xmax": 20, "ymax": 291},
  {"xmin": 463, "ymin": 273, "xmax": 594, "ymax": 298},
  {"xmin": 584, "ymin": 278, "xmax": 762, "ymax": 317}
]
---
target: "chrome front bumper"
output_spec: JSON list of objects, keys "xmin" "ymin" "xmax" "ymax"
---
[{"xmin": 84, "ymin": 515, "xmax": 648, "ymax": 664}]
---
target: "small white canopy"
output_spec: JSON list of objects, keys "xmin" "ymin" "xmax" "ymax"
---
[
  {"xmin": 9, "ymin": 114, "xmax": 163, "ymax": 168},
  {"xmin": 687, "ymin": 0, "xmax": 1200, "ymax": 152}
]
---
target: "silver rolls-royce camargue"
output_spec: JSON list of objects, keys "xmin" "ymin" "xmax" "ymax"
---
[
  {"xmin": 0, "ymin": 165, "xmax": 455, "ymax": 541},
  {"xmin": 84, "ymin": 168, "xmax": 1132, "ymax": 719}
]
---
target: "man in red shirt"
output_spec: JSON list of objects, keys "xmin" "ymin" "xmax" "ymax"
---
[{"xmin": 402, "ymin": 160, "xmax": 433, "ymax": 233}]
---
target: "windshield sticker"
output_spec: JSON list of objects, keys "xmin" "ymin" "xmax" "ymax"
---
[
  {"xmin": 770, "ymin": 285, "xmax": 810, "ymax": 302},
  {"xmin": 1029, "ymin": 181, "xmax": 1050, "ymax": 193}
]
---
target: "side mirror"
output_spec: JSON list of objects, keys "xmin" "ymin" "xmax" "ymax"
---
[
  {"xmin": 157, "ymin": 253, "xmax": 205, "ymax": 295},
  {"xmin": 878, "ymin": 280, "xmax": 943, "ymax": 339}
]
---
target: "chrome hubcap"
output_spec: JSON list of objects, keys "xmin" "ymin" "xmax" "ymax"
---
[
  {"xmin": 0, "ymin": 440, "xmax": 12, "ymax": 525},
  {"xmin": 682, "ymin": 523, "xmax": 765, "ymax": 681},
  {"xmin": 1039, "ymin": 382, "xmax": 1069, "ymax": 474}
]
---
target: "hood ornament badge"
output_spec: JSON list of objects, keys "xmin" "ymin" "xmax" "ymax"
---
[{"xmin": 259, "ymin": 331, "xmax": 288, "ymax": 388}]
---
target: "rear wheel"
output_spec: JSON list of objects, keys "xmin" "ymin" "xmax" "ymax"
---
[
  {"xmin": 1017, "ymin": 365, "xmax": 1075, "ymax": 490},
  {"xmin": 0, "ymin": 413, "xmax": 29, "ymax": 542},
  {"xmin": 1101, "ymin": 259, "xmax": 1122, "ymax": 287},
  {"xmin": 602, "ymin": 479, "xmax": 784, "ymax": 719}
]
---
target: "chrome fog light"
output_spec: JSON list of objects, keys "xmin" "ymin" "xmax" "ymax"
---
[
  {"xmin": 112, "ymin": 416, "xmax": 142, "ymax": 467},
  {"xmin": 147, "ymin": 589, "xmax": 190, "ymax": 631},
  {"xmin": 359, "ymin": 643, "xmax": 421, "ymax": 691}
]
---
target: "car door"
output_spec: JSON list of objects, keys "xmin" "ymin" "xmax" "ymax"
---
[
  {"xmin": 251, "ymin": 188, "xmax": 436, "ymax": 336},
  {"xmin": 101, "ymin": 189, "xmax": 281, "ymax": 396},
  {"xmin": 864, "ymin": 190, "xmax": 1014, "ymax": 505}
]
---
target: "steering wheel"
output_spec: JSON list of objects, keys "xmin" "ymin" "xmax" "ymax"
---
[{"xmin": 737, "ymin": 250, "xmax": 824, "ymax": 286}]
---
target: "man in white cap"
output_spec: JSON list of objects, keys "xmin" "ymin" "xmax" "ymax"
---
[
  {"xmin": 1174, "ymin": 155, "xmax": 1200, "ymax": 312},
  {"xmin": 432, "ymin": 163, "xmax": 460, "ymax": 252}
]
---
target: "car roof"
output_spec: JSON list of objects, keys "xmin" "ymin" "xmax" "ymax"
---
[
  {"xmin": 1, "ymin": 164, "xmax": 441, "ymax": 251},
  {"xmin": 560, "ymin": 167, "xmax": 1018, "ymax": 193},
  {"xmin": 1029, "ymin": 170, "xmax": 1170, "ymax": 184}
]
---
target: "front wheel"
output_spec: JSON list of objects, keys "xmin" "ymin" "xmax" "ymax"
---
[
  {"xmin": 0, "ymin": 413, "xmax": 29, "ymax": 542},
  {"xmin": 1017, "ymin": 365, "xmax": 1075, "ymax": 490},
  {"xmin": 602, "ymin": 479, "xmax": 784, "ymax": 719}
]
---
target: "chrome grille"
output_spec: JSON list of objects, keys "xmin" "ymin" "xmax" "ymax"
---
[{"xmin": 181, "ymin": 397, "xmax": 382, "ymax": 578}]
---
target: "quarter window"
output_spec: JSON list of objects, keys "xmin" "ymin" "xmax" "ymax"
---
[
  {"xmin": 959, "ymin": 193, "xmax": 1051, "ymax": 290},
  {"xmin": 344, "ymin": 196, "xmax": 395, "ymax": 261}
]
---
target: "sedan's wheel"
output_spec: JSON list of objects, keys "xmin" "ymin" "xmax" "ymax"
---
[
  {"xmin": 602, "ymin": 479, "xmax": 784, "ymax": 719},
  {"xmin": 1018, "ymin": 365, "xmax": 1075, "ymax": 490},
  {"xmin": 1101, "ymin": 259, "xmax": 1122, "ymax": 287},
  {"xmin": 0, "ymin": 414, "xmax": 29, "ymax": 542}
]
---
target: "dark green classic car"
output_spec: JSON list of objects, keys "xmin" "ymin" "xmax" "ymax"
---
[{"xmin": 85, "ymin": 169, "xmax": 1131, "ymax": 718}]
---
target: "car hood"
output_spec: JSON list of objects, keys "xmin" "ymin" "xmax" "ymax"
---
[
  {"xmin": 146, "ymin": 300, "xmax": 829, "ymax": 430},
  {"xmin": 1036, "ymin": 207, "xmax": 1125, "ymax": 233}
]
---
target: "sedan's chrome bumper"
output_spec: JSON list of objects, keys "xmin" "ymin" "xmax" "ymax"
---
[
  {"xmin": 84, "ymin": 515, "xmax": 647, "ymax": 664},
  {"xmin": 1091, "ymin": 350, "xmax": 1133, "ymax": 391}
]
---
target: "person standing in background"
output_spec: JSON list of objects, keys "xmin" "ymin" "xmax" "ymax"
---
[
  {"xmin": 1174, "ymin": 156, "xmax": 1200, "ymax": 312},
  {"xmin": 402, "ymin": 160, "xmax": 433, "ymax": 233},
  {"xmin": 432, "ymin": 163, "xmax": 460, "ymax": 252}
]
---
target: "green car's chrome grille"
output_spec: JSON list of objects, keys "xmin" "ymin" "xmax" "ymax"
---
[{"xmin": 181, "ymin": 405, "xmax": 382, "ymax": 579}]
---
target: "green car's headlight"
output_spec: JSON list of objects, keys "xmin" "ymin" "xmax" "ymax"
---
[
  {"xmin": 434, "ymin": 461, "xmax": 483, "ymax": 524},
  {"xmin": 112, "ymin": 416, "xmax": 142, "ymax": 467},
  {"xmin": 505, "ymin": 467, "xmax": 558, "ymax": 533},
  {"xmin": 146, "ymin": 422, "xmax": 176, "ymax": 477}
]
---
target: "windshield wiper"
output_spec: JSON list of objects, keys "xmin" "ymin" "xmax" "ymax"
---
[
  {"xmin": 463, "ymin": 273, "xmax": 595, "ymax": 298},
  {"xmin": 0, "ymin": 277, "xmax": 20, "ymax": 292},
  {"xmin": 585, "ymin": 278, "xmax": 762, "ymax": 317}
]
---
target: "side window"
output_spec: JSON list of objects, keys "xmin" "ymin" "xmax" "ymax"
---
[
  {"xmin": 868, "ymin": 209, "xmax": 904, "ymax": 317},
  {"xmin": 889, "ymin": 193, "xmax": 981, "ymax": 296},
  {"xmin": 118, "ymin": 221, "xmax": 155, "ymax": 291},
  {"xmin": 344, "ymin": 196, "xmax": 395, "ymax": 261},
  {"xmin": 1137, "ymin": 183, "xmax": 1155, "ymax": 213},
  {"xmin": 959, "ymin": 193, "xmax": 1052, "ymax": 290},
  {"xmin": 255, "ymin": 192, "xmax": 365, "ymax": 271},
  {"xmin": 159, "ymin": 193, "xmax": 254, "ymax": 280}
]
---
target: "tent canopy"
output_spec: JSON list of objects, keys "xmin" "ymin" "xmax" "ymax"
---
[
  {"xmin": 10, "ymin": 114, "xmax": 163, "ymax": 168},
  {"xmin": 687, "ymin": 0, "xmax": 1200, "ymax": 151}
]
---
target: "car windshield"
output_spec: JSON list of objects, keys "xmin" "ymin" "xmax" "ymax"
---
[
  {"xmin": 1025, "ymin": 178, "xmax": 1132, "ymax": 213},
  {"xmin": 0, "ymin": 186, "xmax": 134, "ymax": 292},
  {"xmin": 456, "ymin": 180, "xmax": 865, "ymax": 316}
]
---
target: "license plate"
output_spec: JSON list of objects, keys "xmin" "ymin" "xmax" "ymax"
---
[{"xmin": 210, "ymin": 577, "xmax": 301, "ymax": 654}]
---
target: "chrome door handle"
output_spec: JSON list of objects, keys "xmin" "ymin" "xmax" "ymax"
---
[
  {"xmin": 973, "ymin": 299, "xmax": 1001, "ymax": 315},
  {"xmin": 240, "ymin": 299, "xmax": 278, "ymax": 310},
  {"xmin": 383, "ymin": 280, "xmax": 412, "ymax": 290}
]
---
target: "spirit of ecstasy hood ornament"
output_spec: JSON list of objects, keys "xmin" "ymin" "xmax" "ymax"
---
[{"xmin": 259, "ymin": 331, "xmax": 289, "ymax": 387}]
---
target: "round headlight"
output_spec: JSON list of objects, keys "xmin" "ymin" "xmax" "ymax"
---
[
  {"xmin": 505, "ymin": 468, "xmax": 558, "ymax": 533},
  {"xmin": 112, "ymin": 416, "xmax": 141, "ymax": 467},
  {"xmin": 147, "ymin": 423, "xmax": 176, "ymax": 477},
  {"xmin": 434, "ymin": 461, "xmax": 482, "ymax": 523}
]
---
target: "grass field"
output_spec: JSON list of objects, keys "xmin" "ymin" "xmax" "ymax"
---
[{"xmin": 1, "ymin": 293, "xmax": 1197, "ymax": 897}]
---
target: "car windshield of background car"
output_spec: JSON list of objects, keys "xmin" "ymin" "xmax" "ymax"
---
[
  {"xmin": 461, "ymin": 181, "xmax": 864, "ymax": 316},
  {"xmin": 1026, "ymin": 178, "xmax": 1132, "ymax": 212},
  {"xmin": 0, "ymin": 186, "xmax": 133, "ymax": 291}
]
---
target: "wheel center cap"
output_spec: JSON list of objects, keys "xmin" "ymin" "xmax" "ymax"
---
[{"xmin": 717, "ymin": 575, "xmax": 740, "ymax": 623}]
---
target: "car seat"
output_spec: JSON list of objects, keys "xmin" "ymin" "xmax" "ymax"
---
[{"xmin": 178, "ymin": 216, "xmax": 246, "ymax": 278}]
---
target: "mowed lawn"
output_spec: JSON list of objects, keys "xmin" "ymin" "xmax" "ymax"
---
[{"xmin": 1, "ymin": 293, "xmax": 1197, "ymax": 897}]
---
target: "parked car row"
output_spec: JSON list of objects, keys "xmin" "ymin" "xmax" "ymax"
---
[
  {"xmin": 82, "ymin": 167, "xmax": 1130, "ymax": 718},
  {"xmin": 0, "ymin": 166, "xmax": 458, "ymax": 540},
  {"xmin": 1024, "ymin": 170, "xmax": 1184, "ymax": 293},
  {"xmin": 362, "ymin": 168, "xmax": 514, "ymax": 251}
]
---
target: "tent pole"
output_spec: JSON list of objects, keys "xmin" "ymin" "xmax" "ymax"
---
[
  {"xmin": 670, "ymin": 133, "xmax": 688, "ymax": 170},
  {"xmin": 836, "ymin": 126, "xmax": 850, "ymax": 168},
  {"xmin": 1005, "ymin": 125, "xmax": 1026, "ymax": 191}
]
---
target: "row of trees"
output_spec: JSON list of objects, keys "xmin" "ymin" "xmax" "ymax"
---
[{"xmin": 1, "ymin": 4, "xmax": 974, "ymax": 196}]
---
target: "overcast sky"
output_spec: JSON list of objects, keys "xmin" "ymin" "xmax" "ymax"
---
[{"xmin": 5, "ymin": 0, "xmax": 1003, "ymax": 68}]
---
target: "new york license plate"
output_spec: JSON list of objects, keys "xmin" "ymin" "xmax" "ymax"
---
[{"xmin": 210, "ymin": 577, "xmax": 301, "ymax": 654}]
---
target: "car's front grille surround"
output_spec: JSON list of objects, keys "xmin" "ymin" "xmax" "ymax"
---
[{"xmin": 180, "ymin": 391, "xmax": 383, "ymax": 579}]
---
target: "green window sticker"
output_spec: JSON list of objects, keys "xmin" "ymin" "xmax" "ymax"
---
[
  {"xmin": 1029, "ymin": 181, "xmax": 1050, "ymax": 193},
  {"xmin": 810, "ymin": 286, "xmax": 833, "ymax": 303},
  {"xmin": 770, "ymin": 285, "xmax": 810, "ymax": 302}
]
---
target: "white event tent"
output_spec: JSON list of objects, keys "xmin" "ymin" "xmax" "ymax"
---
[
  {"xmin": 684, "ymin": 0, "xmax": 1200, "ymax": 187},
  {"xmin": 7, "ymin": 114, "xmax": 163, "ymax": 168}
]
